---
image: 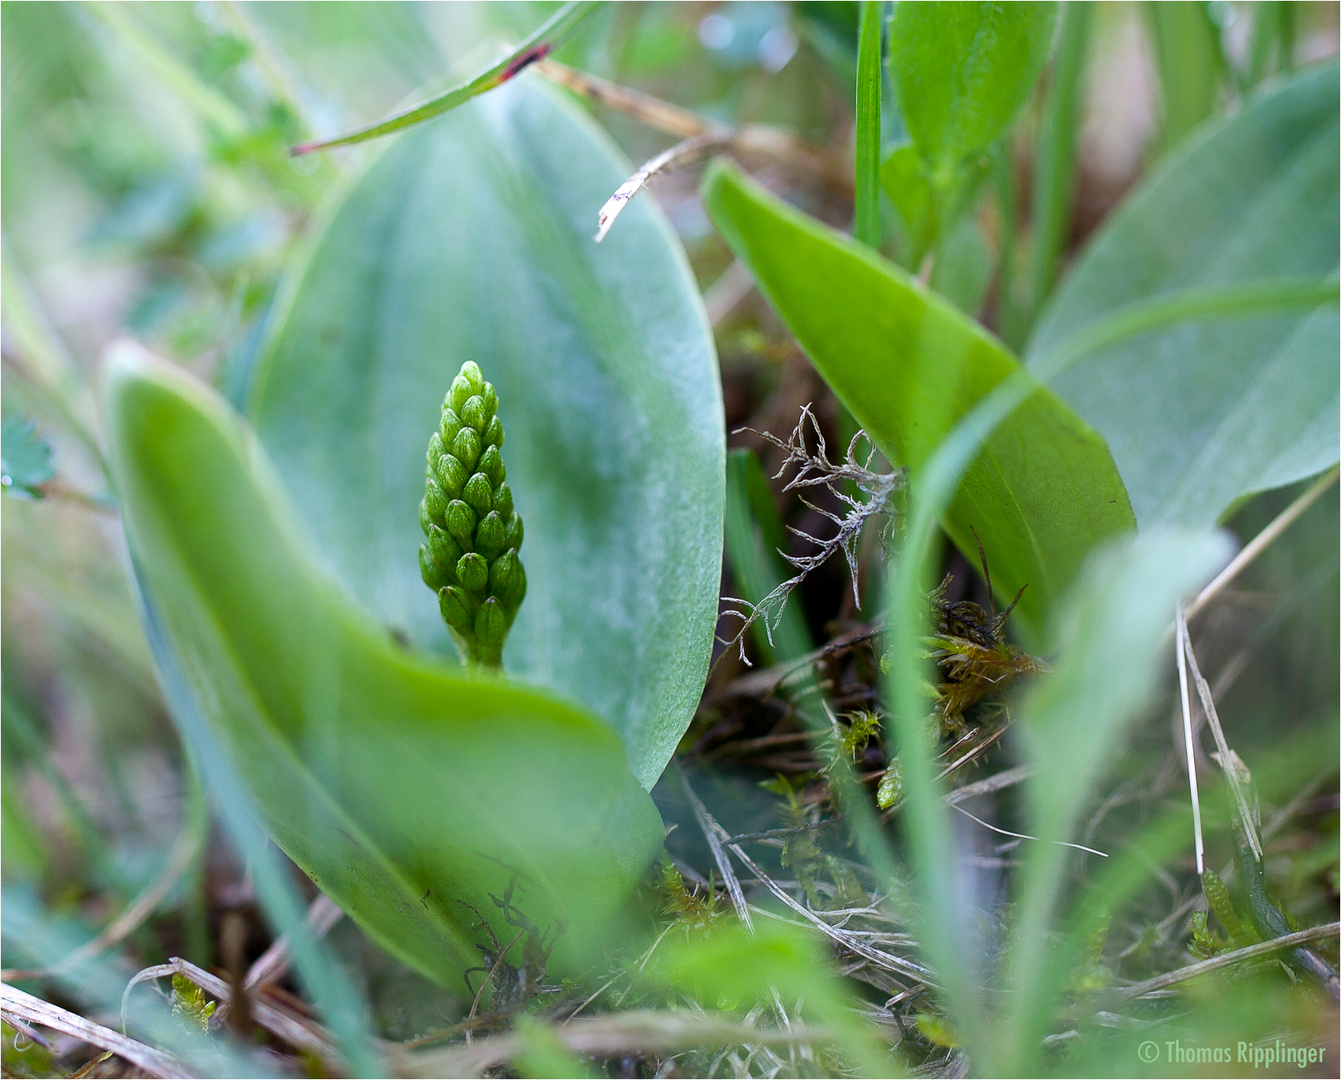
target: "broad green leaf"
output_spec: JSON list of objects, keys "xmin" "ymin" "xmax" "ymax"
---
[
  {"xmin": 250, "ymin": 77, "xmax": 724, "ymax": 790},
  {"xmin": 0, "ymin": 416, "xmax": 55, "ymax": 499},
  {"xmin": 105, "ymin": 344, "xmax": 664, "ymax": 986},
  {"xmin": 702, "ymin": 160, "xmax": 1134, "ymax": 642},
  {"xmin": 998, "ymin": 528, "xmax": 1231, "ymax": 1073},
  {"xmin": 1028, "ymin": 63, "xmax": 1340, "ymax": 528},
  {"xmin": 890, "ymin": 1, "xmax": 1057, "ymax": 183}
]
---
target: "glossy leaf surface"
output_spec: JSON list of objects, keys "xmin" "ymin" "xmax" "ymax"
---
[
  {"xmin": 106, "ymin": 346, "xmax": 664, "ymax": 986},
  {"xmin": 1029, "ymin": 64, "xmax": 1340, "ymax": 528},
  {"xmin": 703, "ymin": 161, "xmax": 1134, "ymax": 641},
  {"xmin": 250, "ymin": 76, "xmax": 724, "ymax": 789}
]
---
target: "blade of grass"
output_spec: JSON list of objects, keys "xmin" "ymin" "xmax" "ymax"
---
[
  {"xmin": 1246, "ymin": 1, "xmax": 1284, "ymax": 87},
  {"xmin": 1024, "ymin": 1, "xmax": 1090, "ymax": 332},
  {"xmin": 880, "ymin": 273, "xmax": 1332, "ymax": 1066},
  {"xmin": 291, "ymin": 1, "xmax": 602, "ymax": 154},
  {"xmin": 998, "ymin": 530, "xmax": 1229, "ymax": 1075},
  {"xmin": 854, "ymin": 1, "xmax": 883, "ymax": 247},
  {"xmin": 80, "ymin": 1, "xmax": 247, "ymax": 138},
  {"xmin": 1145, "ymin": 0, "xmax": 1226, "ymax": 155}
]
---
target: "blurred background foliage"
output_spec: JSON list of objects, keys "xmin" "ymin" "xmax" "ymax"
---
[{"xmin": 2, "ymin": 2, "xmax": 1338, "ymax": 1077}]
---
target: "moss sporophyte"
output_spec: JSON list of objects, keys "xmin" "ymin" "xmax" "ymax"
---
[{"xmin": 420, "ymin": 361, "xmax": 526, "ymax": 668}]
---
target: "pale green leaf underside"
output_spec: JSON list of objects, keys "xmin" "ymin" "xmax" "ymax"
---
[
  {"xmin": 107, "ymin": 345, "xmax": 664, "ymax": 987},
  {"xmin": 702, "ymin": 161, "xmax": 1134, "ymax": 644},
  {"xmin": 250, "ymin": 76, "xmax": 725, "ymax": 790},
  {"xmin": 1029, "ymin": 63, "xmax": 1340, "ymax": 528}
]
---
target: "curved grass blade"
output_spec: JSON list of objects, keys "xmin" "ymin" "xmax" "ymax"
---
[{"xmin": 291, "ymin": 1, "xmax": 602, "ymax": 155}]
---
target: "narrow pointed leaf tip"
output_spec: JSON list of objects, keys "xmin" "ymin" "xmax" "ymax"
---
[
  {"xmin": 421, "ymin": 360, "xmax": 526, "ymax": 667},
  {"xmin": 290, "ymin": 1, "xmax": 602, "ymax": 155}
]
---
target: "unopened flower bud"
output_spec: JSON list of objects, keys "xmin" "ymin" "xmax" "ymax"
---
[
  {"xmin": 439, "ymin": 585, "xmax": 472, "ymax": 631},
  {"xmin": 445, "ymin": 499, "xmax": 476, "ymax": 548},
  {"xmin": 477, "ymin": 445, "xmax": 505, "ymax": 487},
  {"xmin": 463, "ymin": 473, "xmax": 492, "ymax": 516},
  {"xmin": 452, "ymin": 427, "xmax": 481, "ymax": 471},
  {"xmin": 419, "ymin": 360, "xmax": 526, "ymax": 668},
  {"xmin": 456, "ymin": 551, "xmax": 489, "ymax": 593},
  {"xmin": 436, "ymin": 454, "xmax": 468, "ymax": 499}
]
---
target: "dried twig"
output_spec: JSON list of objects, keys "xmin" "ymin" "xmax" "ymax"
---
[
  {"xmin": 723, "ymin": 842, "xmax": 933, "ymax": 986},
  {"xmin": 1, "ymin": 983, "xmax": 189, "ymax": 1079},
  {"xmin": 122, "ymin": 957, "xmax": 338, "ymax": 1066},
  {"xmin": 1178, "ymin": 610, "xmax": 1263, "ymax": 861},
  {"xmin": 1184, "ymin": 465, "xmax": 1338, "ymax": 622},
  {"xmin": 397, "ymin": 1010, "xmax": 836, "ymax": 1078},
  {"xmin": 1110, "ymin": 922, "xmax": 1341, "ymax": 1000},
  {"xmin": 596, "ymin": 131, "xmax": 728, "ymax": 241},
  {"xmin": 942, "ymin": 764, "xmax": 1032, "ymax": 805},
  {"xmin": 682, "ymin": 773, "xmax": 754, "ymax": 933},
  {"xmin": 1175, "ymin": 602, "xmax": 1206, "ymax": 874},
  {"xmin": 537, "ymin": 60, "xmax": 850, "ymax": 190}
]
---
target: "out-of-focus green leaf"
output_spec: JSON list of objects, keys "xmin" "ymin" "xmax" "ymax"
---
[
  {"xmin": 997, "ymin": 528, "xmax": 1231, "ymax": 1073},
  {"xmin": 702, "ymin": 160, "xmax": 1134, "ymax": 642},
  {"xmin": 889, "ymin": 1, "xmax": 1057, "ymax": 184},
  {"xmin": 642, "ymin": 921, "xmax": 894, "ymax": 1078},
  {"xmin": 795, "ymin": 2, "xmax": 861, "ymax": 99},
  {"xmin": 250, "ymin": 77, "xmax": 724, "ymax": 790},
  {"xmin": 1028, "ymin": 63, "xmax": 1340, "ymax": 528},
  {"xmin": 1145, "ymin": 1, "xmax": 1225, "ymax": 155},
  {"xmin": 105, "ymin": 344, "xmax": 664, "ymax": 986},
  {"xmin": 880, "ymin": 144, "xmax": 935, "ymax": 266},
  {"xmin": 0, "ymin": 416, "xmax": 55, "ymax": 499},
  {"xmin": 929, "ymin": 213, "xmax": 993, "ymax": 317}
]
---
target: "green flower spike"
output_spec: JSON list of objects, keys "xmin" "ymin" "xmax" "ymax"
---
[{"xmin": 419, "ymin": 361, "xmax": 525, "ymax": 668}]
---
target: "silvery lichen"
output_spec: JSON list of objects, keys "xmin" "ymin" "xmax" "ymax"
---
[{"xmin": 420, "ymin": 361, "xmax": 525, "ymax": 668}]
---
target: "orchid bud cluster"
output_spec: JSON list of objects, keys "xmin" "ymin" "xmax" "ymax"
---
[{"xmin": 419, "ymin": 361, "xmax": 525, "ymax": 668}]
